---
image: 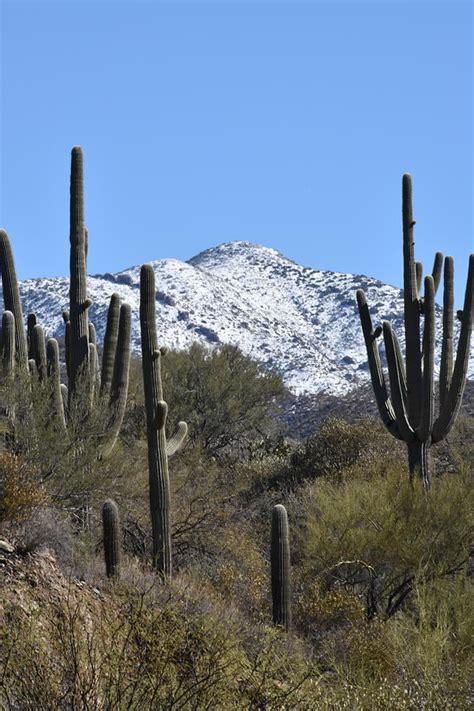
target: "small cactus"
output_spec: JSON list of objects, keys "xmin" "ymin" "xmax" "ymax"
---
[
  {"xmin": 102, "ymin": 499, "xmax": 121, "ymax": 579},
  {"xmin": 271, "ymin": 504, "xmax": 291, "ymax": 631}
]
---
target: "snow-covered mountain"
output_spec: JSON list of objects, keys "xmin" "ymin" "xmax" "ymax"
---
[{"xmin": 10, "ymin": 241, "xmax": 474, "ymax": 395}]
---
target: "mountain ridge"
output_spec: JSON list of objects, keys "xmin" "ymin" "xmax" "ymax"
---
[{"xmin": 6, "ymin": 240, "xmax": 474, "ymax": 395}]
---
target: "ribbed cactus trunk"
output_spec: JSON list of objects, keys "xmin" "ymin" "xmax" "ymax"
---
[
  {"xmin": 68, "ymin": 146, "xmax": 89, "ymax": 395},
  {"xmin": 2, "ymin": 311, "xmax": 16, "ymax": 377},
  {"xmin": 140, "ymin": 264, "xmax": 172, "ymax": 575},
  {"xmin": 100, "ymin": 293, "xmax": 121, "ymax": 397},
  {"xmin": 102, "ymin": 499, "xmax": 121, "ymax": 579},
  {"xmin": 46, "ymin": 338, "xmax": 67, "ymax": 433},
  {"xmin": 140, "ymin": 264, "xmax": 187, "ymax": 576},
  {"xmin": 271, "ymin": 504, "xmax": 291, "ymax": 631},
  {"xmin": 357, "ymin": 174, "xmax": 474, "ymax": 490},
  {"xmin": 0, "ymin": 229, "xmax": 28, "ymax": 370}
]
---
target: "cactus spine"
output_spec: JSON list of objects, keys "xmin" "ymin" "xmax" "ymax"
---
[
  {"xmin": 357, "ymin": 174, "xmax": 473, "ymax": 489},
  {"xmin": 271, "ymin": 504, "xmax": 291, "ymax": 630},
  {"xmin": 102, "ymin": 499, "xmax": 121, "ymax": 578},
  {"xmin": 140, "ymin": 264, "xmax": 187, "ymax": 575}
]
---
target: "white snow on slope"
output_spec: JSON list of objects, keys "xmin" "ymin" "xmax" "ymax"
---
[{"xmin": 7, "ymin": 241, "xmax": 474, "ymax": 395}]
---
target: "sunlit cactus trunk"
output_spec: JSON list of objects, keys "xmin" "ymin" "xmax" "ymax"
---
[
  {"xmin": 140, "ymin": 264, "xmax": 187, "ymax": 576},
  {"xmin": 68, "ymin": 146, "xmax": 90, "ymax": 396},
  {"xmin": 271, "ymin": 504, "xmax": 291, "ymax": 630},
  {"xmin": 0, "ymin": 230, "xmax": 28, "ymax": 370},
  {"xmin": 102, "ymin": 499, "xmax": 121, "ymax": 579}
]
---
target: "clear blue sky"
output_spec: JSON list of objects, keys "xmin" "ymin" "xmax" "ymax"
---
[{"xmin": 1, "ymin": 1, "xmax": 472, "ymax": 304}]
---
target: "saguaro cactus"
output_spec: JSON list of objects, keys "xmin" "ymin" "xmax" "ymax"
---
[
  {"xmin": 102, "ymin": 499, "xmax": 121, "ymax": 579},
  {"xmin": 357, "ymin": 174, "xmax": 473, "ymax": 488},
  {"xmin": 68, "ymin": 146, "xmax": 90, "ymax": 397},
  {"xmin": 0, "ymin": 147, "xmax": 131, "ymax": 458},
  {"xmin": 271, "ymin": 504, "xmax": 291, "ymax": 630},
  {"xmin": 2, "ymin": 311, "xmax": 16, "ymax": 377},
  {"xmin": 0, "ymin": 230, "xmax": 28, "ymax": 370},
  {"xmin": 140, "ymin": 264, "xmax": 188, "ymax": 575}
]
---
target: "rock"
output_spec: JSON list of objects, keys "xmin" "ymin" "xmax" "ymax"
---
[{"xmin": 0, "ymin": 540, "xmax": 14, "ymax": 553}]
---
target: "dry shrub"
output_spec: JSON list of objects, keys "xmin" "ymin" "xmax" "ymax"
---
[
  {"xmin": 1, "ymin": 576, "xmax": 315, "ymax": 710},
  {"xmin": 0, "ymin": 453, "xmax": 48, "ymax": 525}
]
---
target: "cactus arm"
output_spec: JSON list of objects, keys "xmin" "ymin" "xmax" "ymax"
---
[
  {"xmin": 418, "ymin": 276, "xmax": 435, "ymax": 442},
  {"xmin": 383, "ymin": 321, "xmax": 415, "ymax": 442},
  {"xmin": 100, "ymin": 293, "xmax": 121, "ymax": 396},
  {"xmin": 88, "ymin": 322, "xmax": 97, "ymax": 347},
  {"xmin": 60, "ymin": 384, "xmax": 68, "ymax": 422},
  {"xmin": 391, "ymin": 327, "xmax": 408, "ymax": 410},
  {"xmin": 271, "ymin": 504, "xmax": 291, "ymax": 631},
  {"xmin": 46, "ymin": 338, "xmax": 67, "ymax": 433},
  {"xmin": 432, "ymin": 254, "xmax": 474, "ymax": 443},
  {"xmin": 27, "ymin": 313, "xmax": 37, "ymax": 360},
  {"xmin": 356, "ymin": 290, "xmax": 402, "ymax": 439},
  {"xmin": 2, "ymin": 311, "xmax": 15, "ymax": 376},
  {"xmin": 166, "ymin": 421, "xmax": 188, "ymax": 457},
  {"xmin": 439, "ymin": 256, "xmax": 454, "ymax": 409},
  {"xmin": 431, "ymin": 252, "xmax": 443, "ymax": 294},
  {"xmin": 402, "ymin": 174, "xmax": 422, "ymax": 428},
  {"xmin": 64, "ymin": 319, "xmax": 71, "ymax": 384},
  {"xmin": 102, "ymin": 303, "xmax": 131, "ymax": 454},
  {"xmin": 140, "ymin": 264, "xmax": 172, "ymax": 575},
  {"xmin": 28, "ymin": 359, "xmax": 37, "ymax": 378},
  {"xmin": 102, "ymin": 499, "xmax": 121, "ymax": 579},
  {"xmin": 0, "ymin": 229, "xmax": 28, "ymax": 369},
  {"xmin": 68, "ymin": 147, "xmax": 89, "ymax": 392},
  {"xmin": 415, "ymin": 262, "xmax": 423, "ymax": 295},
  {"xmin": 32, "ymin": 324, "xmax": 47, "ymax": 382},
  {"xmin": 88, "ymin": 343, "xmax": 100, "ymax": 407}
]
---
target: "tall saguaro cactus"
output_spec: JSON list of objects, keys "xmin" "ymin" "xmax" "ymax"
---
[
  {"xmin": 140, "ymin": 264, "xmax": 188, "ymax": 575},
  {"xmin": 271, "ymin": 504, "xmax": 291, "ymax": 630},
  {"xmin": 0, "ymin": 230, "xmax": 28, "ymax": 370},
  {"xmin": 357, "ymin": 174, "xmax": 473, "ymax": 488},
  {"xmin": 68, "ymin": 146, "xmax": 90, "ymax": 396},
  {"xmin": 0, "ymin": 146, "xmax": 132, "ymax": 458}
]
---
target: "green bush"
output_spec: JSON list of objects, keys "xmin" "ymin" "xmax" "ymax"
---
[{"xmin": 297, "ymin": 465, "xmax": 473, "ymax": 618}]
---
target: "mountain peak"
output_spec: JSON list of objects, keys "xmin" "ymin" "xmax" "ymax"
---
[{"xmin": 188, "ymin": 240, "xmax": 285, "ymax": 267}]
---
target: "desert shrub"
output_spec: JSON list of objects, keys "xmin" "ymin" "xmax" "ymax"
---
[
  {"xmin": 16, "ymin": 506, "xmax": 76, "ymax": 565},
  {"xmin": 161, "ymin": 342, "xmax": 286, "ymax": 459},
  {"xmin": 297, "ymin": 464, "xmax": 473, "ymax": 620},
  {"xmin": 290, "ymin": 417, "xmax": 404, "ymax": 484},
  {"xmin": 0, "ymin": 575, "xmax": 315, "ymax": 710},
  {"xmin": 0, "ymin": 453, "xmax": 47, "ymax": 526}
]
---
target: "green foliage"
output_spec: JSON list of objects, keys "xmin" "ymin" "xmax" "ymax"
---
[
  {"xmin": 161, "ymin": 342, "xmax": 286, "ymax": 459},
  {"xmin": 297, "ymin": 465, "xmax": 473, "ymax": 619},
  {"xmin": 290, "ymin": 417, "xmax": 404, "ymax": 483}
]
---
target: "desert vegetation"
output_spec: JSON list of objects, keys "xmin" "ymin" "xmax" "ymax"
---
[{"xmin": 0, "ymin": 149, "xmax": 473, "ymax": 709}]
